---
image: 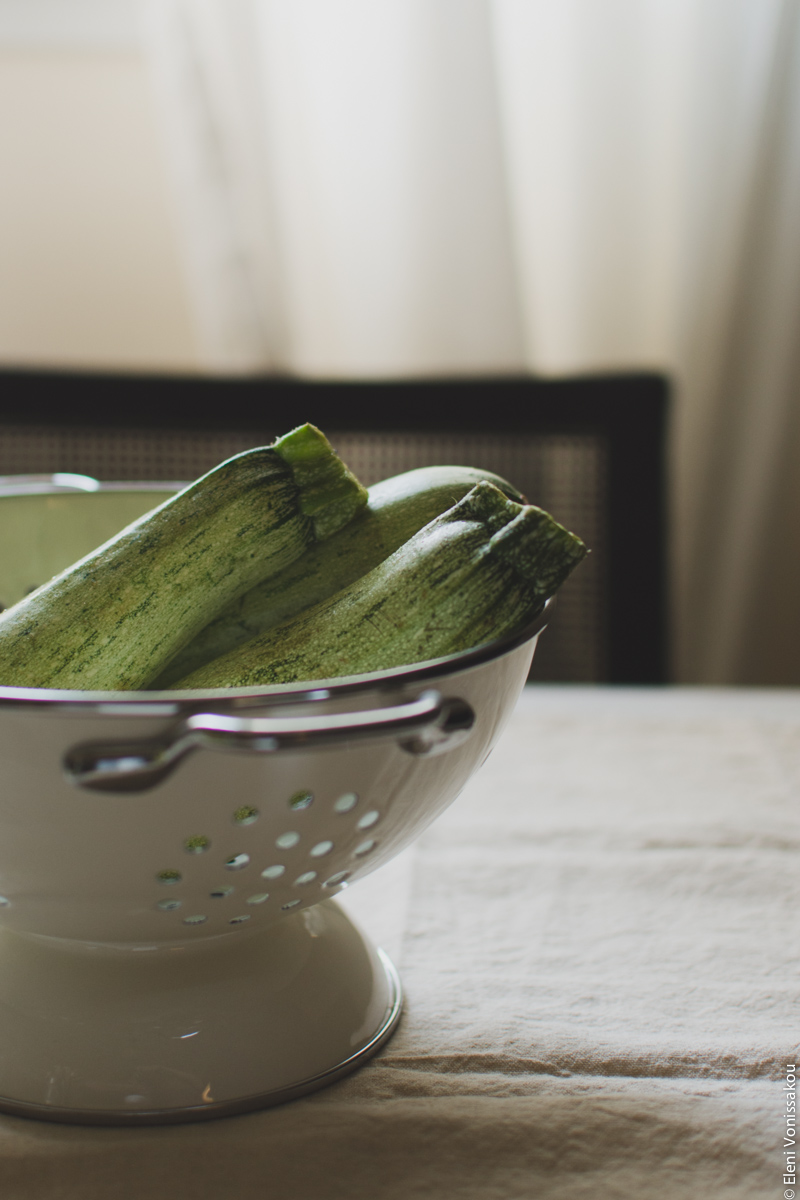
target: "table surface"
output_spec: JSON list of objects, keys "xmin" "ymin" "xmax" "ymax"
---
[{"xmin": 1, "ymin": 687, "xmax": 796, "ymax": 1199}]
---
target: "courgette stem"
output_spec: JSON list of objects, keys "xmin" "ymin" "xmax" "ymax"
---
[
  {"xmin": 151, "ymin": 464, "xmax": 524, "ymax": 687},
  {"xmin": 274, "ymin": 424, "xmax": 367, "ymax": 537},
  {"xmin": 0, "ymin": 425, "xmax": 367, "ymax": 690},
  {"xmin": 172, "ymin": 481, "xmax": 587, "ymax": 689}
]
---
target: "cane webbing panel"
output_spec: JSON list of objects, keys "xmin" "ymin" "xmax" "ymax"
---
[{"xmin": 0, "ymin": 425, "xmax": 254, "ymax": 485}]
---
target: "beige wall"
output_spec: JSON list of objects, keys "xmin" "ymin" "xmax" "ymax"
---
[{"xmin": 0, "ymin": 50, "xmax": 201, "ymax": 373}]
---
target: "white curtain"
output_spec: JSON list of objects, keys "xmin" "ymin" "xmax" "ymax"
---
[{"xmin": 143, "ymin": 0, "xmax": 800, "ymax": 685}]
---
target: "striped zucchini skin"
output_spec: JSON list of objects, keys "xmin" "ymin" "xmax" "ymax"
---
[
  {"xmin": 0, "ymin": 425, "xmax": 367, "ymax": 690},
  {"xmin": 152, "ymin": 465, "xmax": 524, "ymax": 687},
  {"xmin": 173, "ymin": 482, "xmax": 587, "ymax": 690}
]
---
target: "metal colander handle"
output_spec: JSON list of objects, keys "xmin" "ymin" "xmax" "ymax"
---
[{"xmin": 63, "ymin": 689, "xmax": 475, "ymax": 793}]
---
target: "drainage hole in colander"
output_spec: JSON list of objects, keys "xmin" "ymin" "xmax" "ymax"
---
[
  {"xmin": 210, "ymin": 886, "xmax": 234, "ymax": 899},
  {"xmin": 157, "ymin": 899, "xmax": 182, "ymax": 911},
  {"xmin": 275, "ymin": 832, "xmax": 300, "ymax": 850},
  {"xmin": 309, "ymin": 840, "xmax": 334, "ymax": 858},
  {"xmin": 333, "ymin": 792, "xmax": 358, "ymax": 813},
  {"xmin": 293, "ymin": 871, "xmax": 317, "ymax": 887},
  {"xmin": 323, "ymin": 872, "xmax": 350, "ymax": 888},
  {"xmin": 247, "ymin": 893, "xmax": 269, "ymax": 905},
  {"xmin": 229, "ymin": 914, "xmax": 251, "ymax": 925},
  {"xmin": 184, "ymin": 835, "xmax": 210, "ymax": 854},
  {"xmin": 183, "ymin": 914, "xmax": 207, "ymax": 926},
  {"xmin": 261, "ymin": 864, "xmax": 285, "ymax": 879},
  {"xmin": 289, "ymin": 790, "xmax": 313, "ymax": 810},
  {"xmin": 354, "ymin": 839, "xmax": 377, "ymax": 857},
  {"xmin": 157, "ymin": 869, "xmax": 182, "ymax": 885},
  {"xmin": 0, "ymin": 896, "xmax": 9, "ymax": 907},
  {"xmin": 233, "ymin": 806, "xmax": 259, "ymax": 826},
  {"xmin": 225, "ymin": 853, "xmax": 250, "ymax": 870},
  {"xmin": 357, "ymin": 811, "xmax": 380, "ymax": 830},
  {"xmin": 281, "ymin": 899, "xmax": 301, "ymax": 910}
]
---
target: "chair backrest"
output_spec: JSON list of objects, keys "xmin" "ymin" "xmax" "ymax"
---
[{"xmin": 0, "ymin": 370, "xmax": 668, "ymax": 683}]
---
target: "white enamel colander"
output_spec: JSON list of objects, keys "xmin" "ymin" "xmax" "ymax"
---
[{"xmin": 0, "ymin": 477, "xmax": 549, "ymax": 1125}]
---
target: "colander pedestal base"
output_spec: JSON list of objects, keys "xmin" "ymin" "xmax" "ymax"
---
[{"xmin": 0, "ymin": 899, "xmax": 401, "ymax": 1125}]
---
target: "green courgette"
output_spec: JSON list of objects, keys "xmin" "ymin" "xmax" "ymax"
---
[
  {"xmin": 0, "ymin": 424, "xmax": 367, "ymax": 690},
  {"xmin": 152, "ymin": 465, "xmax": 524, "ymax": 687},
  {"xmin": 173, "ymin": 481, "xmax": 587, "ymax": 689}
]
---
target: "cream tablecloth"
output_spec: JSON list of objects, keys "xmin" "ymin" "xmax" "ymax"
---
[{"xmin": 1, "ymin": 687, "xmax": 796, "ymax": 1198}]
